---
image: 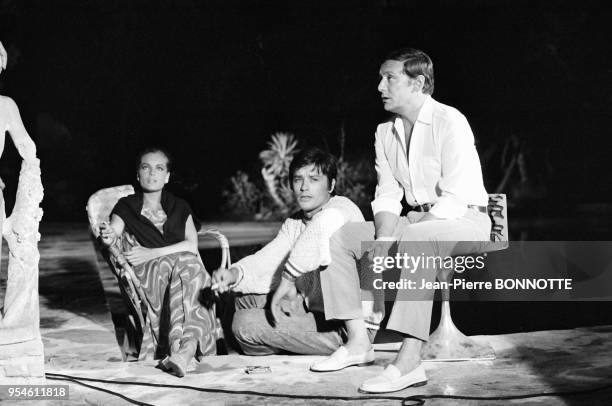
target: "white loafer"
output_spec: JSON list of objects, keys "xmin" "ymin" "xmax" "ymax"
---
[
  {"xmin": 359, "ymin": 364, "xmax": 427, "ymax": 393},
  {"xmin": 310, "ymin": 346, "xmax": 375, "ymax": 372}
]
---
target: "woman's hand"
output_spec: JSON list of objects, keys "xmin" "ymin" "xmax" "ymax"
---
[
  {"xmin": 99, "ymin": 222, "xmax": 117, "ymax": 246},
  {"xmin": 125, "ymin": 246, "xmax": 158, "ymax": 266}
]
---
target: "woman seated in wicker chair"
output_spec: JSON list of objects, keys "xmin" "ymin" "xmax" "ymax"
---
[{"xmin": 99, "ymin": 147, "xmax": 216, "ymax": 377}]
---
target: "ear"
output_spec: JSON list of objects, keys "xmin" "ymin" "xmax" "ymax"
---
[
  {"xmin": 414, "ymin": 75, "xmax": 426, "ymax": 92},
  {"xmin": 165, "ymin": 173, "xmax": 170, "ymax": 184},
  {"xmin": 329, "ymin": 179, "xmax": 336, "ymax": 193}
]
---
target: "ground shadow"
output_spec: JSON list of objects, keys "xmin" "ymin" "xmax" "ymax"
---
[
  {"xmin": 500, "ymin": 331, "xmax": 612, "ymax": 406},
  {"xmin": 38, "ymin": 256, "xmax": 111, "ymax": 329}
]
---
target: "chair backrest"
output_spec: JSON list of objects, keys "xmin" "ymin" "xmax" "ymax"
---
[
  {"xmin": 86, "ymin": 184, "xmax": 229, "ymax": 265},
  {"xmin": 485, "ymin": 193, "xmax": 509, "ymax": 251},
  {"xmin": 86, "ymin": 185, "xmax": 135, "ymax": 236}
]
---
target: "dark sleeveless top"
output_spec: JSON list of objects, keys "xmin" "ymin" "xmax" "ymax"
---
[{"xmin": 111, "ymin": 190, "xmax": 201, "ymax": 248}]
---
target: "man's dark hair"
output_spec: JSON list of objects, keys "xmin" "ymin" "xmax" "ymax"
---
[
  {"xmin": 136, "ymin": 147, "xmax": 173, "ymax": 172},
  {"xmin": 385, "ymin": 47, "xmax": 434, "ymax": 95},
  {"xmin": 289, "ymin": 147, "xmax": 337, "ymax": 187}
]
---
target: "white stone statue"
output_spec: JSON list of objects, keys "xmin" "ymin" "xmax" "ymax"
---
[{"xmin": 0, "ymin": 41, "xmax": 45, "ymax": 383}]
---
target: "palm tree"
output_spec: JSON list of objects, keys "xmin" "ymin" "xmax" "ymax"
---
[{"xmin": 259, "ymin": 132, "xmax": 299, "ymax": 211}]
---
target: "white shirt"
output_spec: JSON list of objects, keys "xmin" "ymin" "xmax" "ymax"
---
[
  {"xmin": 232, "ymin": 196, "xmax": 364, "ymax": 310},
  {"xmin": 371, "ymin": 95, "xmax": 489, "ymax": 219},
  {"xmin": 231, "ymin": 196, "xmax": 382, "ymax": 328}
]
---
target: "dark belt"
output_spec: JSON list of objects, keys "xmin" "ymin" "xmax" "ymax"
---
[{"xmin": 412, "ymin": 203, "xmax": 487, "ymax": 214}]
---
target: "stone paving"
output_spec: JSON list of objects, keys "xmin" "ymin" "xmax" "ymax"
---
[{"xmin": 2, "ymin": 222, "xmax": 612, "ymax": 405}]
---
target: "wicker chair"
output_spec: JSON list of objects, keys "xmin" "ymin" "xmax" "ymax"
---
[
  {"xmin": 86, "ymin": 185, "xmax": 227, "ymax": 361},
  {"xmin": 421, "ymin": 193, "xmax": 509, "ymax": 361}
]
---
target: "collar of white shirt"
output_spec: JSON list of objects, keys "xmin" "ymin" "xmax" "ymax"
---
[{"xmin": 392, "ymin": 95, "xmax": 434, "ymax": 152}]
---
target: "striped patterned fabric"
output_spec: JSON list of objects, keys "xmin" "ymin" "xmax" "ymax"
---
[{"xmin": 119, "ymin": 233, "xmax": 218, "ymax": 361}]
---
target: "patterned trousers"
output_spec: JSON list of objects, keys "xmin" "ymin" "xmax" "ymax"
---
[{"xmin": 122, "ymin": 236, "xmax": 218, "ymax": 361}]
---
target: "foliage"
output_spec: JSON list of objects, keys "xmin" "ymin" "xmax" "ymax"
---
[
  {"xmin": 221, "ymin": 171, "xmax": 263, "ymax": 219},
  {"xmin": 223, "ymin": 132, "xmax": 375, "ymax": 220},
  {"xmin": 259, "ymin": 132, "xmax": 299, "ymax": 179},
  {"xmin": 259, "ymin": 132, "xmax": 300, "ymax": 217},
  {"xmin": 335, "ymin": 158, "xmax": 373, "ymax": 215}
]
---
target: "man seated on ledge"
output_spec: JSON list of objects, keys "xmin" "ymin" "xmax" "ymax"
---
[
  {"xmin": 212, "ymin": 147, "xmax": 379, "ymax": 355},
  {"xmin": 271, "ymin": 47, "xmax": 491, "ymax": 393}
]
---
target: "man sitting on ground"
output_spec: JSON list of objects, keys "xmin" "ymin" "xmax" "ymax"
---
[{"xmin": 212, "ymin": 147, "xmax": 378, "ymax": 355}]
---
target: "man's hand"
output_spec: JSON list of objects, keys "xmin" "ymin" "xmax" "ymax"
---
[
  {"xmin": 279, "ymin": 282, "xmax": 299, "ymax": 316},
  {"xmin": 367, "ymin": 242, "xmax": 390, "ymax": 262},
  {"xmin": 124, "ymin": 246, "xmax": 157, "ymax": 266},
  {"xmin": 366, "ymin": 239, "xmax": 395, "ymax": 272},
  {"xmin": 270, "ymin": 276, "xmax": 298, "ymax": 325},
  {"xmin": 370, "ymin": 211, "xmax": 399, "ymax": 264},
  {"xmin": 211, "ymin": 267, "xmax": 239, "ymax": 294},
  {"xmin": 0, "ymin": 41, "xmax": 6, "ymax": 74}
]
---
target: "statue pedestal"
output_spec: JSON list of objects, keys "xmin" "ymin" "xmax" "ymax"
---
[
  {"xmin": 0, "ymin": 338, "xmax": 45, "ymax": 384},
  {"xmin": 0, "ymin": 158, "xmax": 45, "ymax": 384}
]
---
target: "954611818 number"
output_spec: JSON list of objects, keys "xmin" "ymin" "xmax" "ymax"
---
[{"xmin": 0, "ymin": 385, "xmax": 69, "ymax": 400}]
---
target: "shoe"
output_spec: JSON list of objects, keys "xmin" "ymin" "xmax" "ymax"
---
[
  {"xmin": 310, "ymin": 346, "xmax": 375, "ymax": 372},
  {"xmin": 159, "ymin": 355, "xmax": 187, "ymax": 378},
  {"xmin": 157, "ymin": 357, "xmax": 170, "ymax": 372},
  {"xmin": 359, "ymin": 364, "xmax": 427, "ymax": 393}
]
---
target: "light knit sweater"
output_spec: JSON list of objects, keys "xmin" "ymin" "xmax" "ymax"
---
[{"xmin": 232, "ymin": 196, "xmax": 381, "ymax": 328}]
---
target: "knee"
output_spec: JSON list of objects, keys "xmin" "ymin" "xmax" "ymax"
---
[
  {"xmin": 397, "ymin": 226, "xmax": 436, "ymax": 259},
  {"xmin": 398, "ymin": 224, "xmax": 422, "ymax": 242},
  {"xmin": 231, "ymin": 309, "xmax": 275, "ymax": 355},
  {"xmin": 174, "ymin": 259, "xmax": 204, "ymax": 280},
  {"xmin": 231, "ymin": 309, "xmax": 263, "ymax": 345}
]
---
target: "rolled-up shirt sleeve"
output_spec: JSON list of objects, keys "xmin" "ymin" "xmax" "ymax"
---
[
  {"xmin": 371, "ymin": 127, "xmax": 404, "ymax": 216},
  {"xmin": 232, "ymin": 221, "xmax": 292, "ymax": 294},
  {"xmin": 429, "ymin": 115, "xmax": 480, "ymax": 219}
]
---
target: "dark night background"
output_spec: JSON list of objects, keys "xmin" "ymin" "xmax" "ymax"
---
[
  {"xmin": 1, "ymin": 0, "xmax": 610, "ymax": 224},
  {"xmin": 1, "ymin": 0, "xmax": 612, "ymax": 338}
]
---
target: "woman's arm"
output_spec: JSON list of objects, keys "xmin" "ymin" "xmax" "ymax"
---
[
  {"xmin": 153, "ymin": 214, "xmax": 199, "ymax": 256},
  {"xmin": 124, "ymin": 215, "xmax": 199, "ymax": 266}
]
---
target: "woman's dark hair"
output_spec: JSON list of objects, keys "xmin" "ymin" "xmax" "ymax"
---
[
  {"xmin": 136, "ymin": 147, "xmax": 173, "ymax": 172},
  {"xmin": 289, "ymin": 147, "xmax": 337, "ymax": 186}
]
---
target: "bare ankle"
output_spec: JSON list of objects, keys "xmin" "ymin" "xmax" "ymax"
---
[
  {"xmin": 344, "ymin": 338, "xmax": 371, "ymax": 353},
  {"xmin": 391, "ymin": 337, "xmax": 423, "ymax": 375},
  {"xmin": 391, "ymin": 358, "xmax": 420, "ymax": 375}
]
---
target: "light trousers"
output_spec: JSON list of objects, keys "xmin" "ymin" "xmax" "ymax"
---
[{"xmin": 320, "ymin": 209, "xmax": 491, "ymax": 341}]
